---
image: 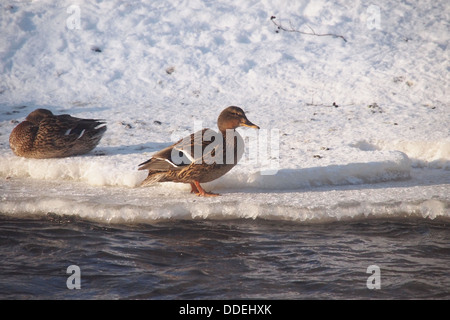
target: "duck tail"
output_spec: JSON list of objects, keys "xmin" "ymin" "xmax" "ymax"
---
[
  {"xmin": 92, "ymin": 123, "xmax": 107, "ymax": 139},
  {"xmin": 140, "ymin": 171, "xmax": 168, "ymax": 187}
]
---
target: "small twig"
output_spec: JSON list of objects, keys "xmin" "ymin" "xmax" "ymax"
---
[
  {"xmin": 270, "ymin": 16, "xmax": 347, "ymax": 43},
  {"xmin": 306, "ymin": 102, "xmax": 354, "ymax": 108},
  {"xmin": 306, "ymin": 24, "xmax": 315, "ymax": 34}
]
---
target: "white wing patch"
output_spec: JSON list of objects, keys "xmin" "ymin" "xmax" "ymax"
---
[
  {"xmin": 77, "ymin": 129, "xmax": 85, "ymax": 139},
  {"xmin": 64, "ymin": 128, "xmax": 85, "ymax": 139},
  {"xmin": 162, "ymin": 157, "xmax": 179, "ymax": 168},
  {"xmin": 169, "ymin": 146, "xmax": 195, "ymax": 166},
  {"xmin": 174, "ymin": 146, "xmax": 195, "ymax": 162}
]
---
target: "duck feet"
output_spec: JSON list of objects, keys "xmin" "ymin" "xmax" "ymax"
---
[
  {"xmin": 191, "ymin": 181, "xmax": 220, "ymax": 197},
  {"xmin": 190, "ymin": 182, "xmax": 199, "ymax": 194}
]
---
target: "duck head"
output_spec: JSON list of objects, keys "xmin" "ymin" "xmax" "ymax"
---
[
  {"xmin": 217, "ymin": 106, "xmax": 260, "ymax": 133},
  {"xmin": 25, "ymin": 109, "xmax": 53, "ymax": 124}
]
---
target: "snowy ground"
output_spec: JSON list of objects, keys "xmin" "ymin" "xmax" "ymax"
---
[{"xmin": 0, "ymin": 0, "xmax": 449, "ymax": 222}]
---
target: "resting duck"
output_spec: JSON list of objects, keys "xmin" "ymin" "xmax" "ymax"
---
[
  {"xmin": 138, "ymin": 106, "xmax": 259, "ymax": 196},
  {"xmin": 9, "ymin": 108, "xmax": 107, "ymax": 159}
]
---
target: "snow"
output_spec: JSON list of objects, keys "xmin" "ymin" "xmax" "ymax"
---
[{"xmin": 0, "ymin": 0, "xmax": 449, "ymax": 222}]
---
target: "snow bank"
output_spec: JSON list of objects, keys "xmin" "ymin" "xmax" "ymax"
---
[
  {"xmin": 374, "ymin": 139, "xmax": 450, "ymax": 169},
  {"xmin": 0, "ymin": 153, "xmax": 145, "ymax": 187},
  {"xmin": 209, "ymin": 150, "xmax": 411, "ymax": 191},
  {"xmin": 0, "ymin": 148, "xmax": 411, "ymax": 190},
  {"xmin": 1, "ymin": 177, "xmax": 448, "ymax": 223}
]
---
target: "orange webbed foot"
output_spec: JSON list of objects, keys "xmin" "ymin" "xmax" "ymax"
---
[{"xmin": 193, "ymin": 181, "xmax": 220, "ymax": 197}]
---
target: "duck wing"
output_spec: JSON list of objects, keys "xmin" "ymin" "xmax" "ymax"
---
[
  {"xmin": 31, "ymin": 115, "xmax": 106, "ymax": 156},
  {"xmin": 54, "ymin": 114, "xmax": 107, "ymax": 139},
  {"xmin": 138, "ymin": 128, "xmax": 223, "ymax": 171}
]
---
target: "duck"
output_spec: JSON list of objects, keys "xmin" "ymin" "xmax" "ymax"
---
[
  {"xmin": 9, "ymin": 108, "xmax": 107, "ymax": 159},
  {"xmin": 138, "ymin": 106, "xmax": 259, "ymax": 196}
]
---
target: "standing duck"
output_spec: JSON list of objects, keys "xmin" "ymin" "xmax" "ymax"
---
[
  {"xmin": 138, "ymin": 106, "xmax": 259, "ymax": 196},
  {"xmin": 9, "ymin": 108, "xmax": 107, "ymax": 158}
]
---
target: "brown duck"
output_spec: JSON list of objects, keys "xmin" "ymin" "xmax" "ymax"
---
[
  {"xmin": 138, "ymin": 106, "xmax": 259, "ymax": 196},
  {"xmin": 9, "ymin": 108, "xmax": 107, "ymax": 159}
]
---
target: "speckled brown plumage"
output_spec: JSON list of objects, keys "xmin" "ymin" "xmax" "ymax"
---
[
  {"xmin": 138, "ymin": 106, "xmax": 259, "ymax": 196},
  {"xmin": 9, "ymin": 108, "xmax": 107, "ymax": 159}
]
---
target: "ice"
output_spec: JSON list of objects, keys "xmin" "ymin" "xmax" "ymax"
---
[{"xmin": 0, "ymin": 0, "xmax": 449, "ymax": 223}]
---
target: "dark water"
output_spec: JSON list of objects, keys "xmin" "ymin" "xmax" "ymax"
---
[{"xmin": 0, "ymin": 213, "xmax": 449, "ymax": 300}]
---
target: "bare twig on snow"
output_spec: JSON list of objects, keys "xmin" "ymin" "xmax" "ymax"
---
[{"xmin": 270, "ymin": 16, "xmax": 347, "ymax": 43}]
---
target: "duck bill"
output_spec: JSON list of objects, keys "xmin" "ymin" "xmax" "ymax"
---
[{"xmin": 240, "ymin": 119, "xmax": 260, "ymax": 129}]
